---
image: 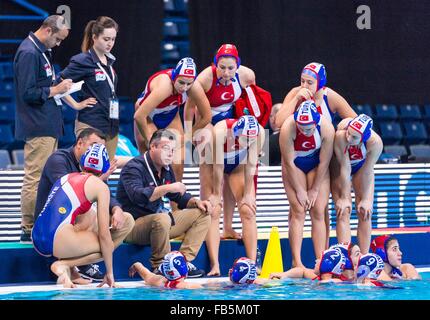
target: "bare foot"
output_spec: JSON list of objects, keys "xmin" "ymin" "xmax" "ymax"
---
[
  {"xmin": 221, "ymin": 229, "xmax": 242, "ymax": 240},
  {"xmin": 51, "ymin": 261, "xmax": 76, "ymax": 288},
  {"xmin": 207, "ymin": 265, "xmax": 221, "ymax": 277},
  {"xmin": 129, "ymin": 263, "xmax": 138, "ymax": 278},
  {"xmin": 292, "ymin": 262, "xmax": 305, "ymax": 269},
  {"xmin": 70, "ymin": 267, "xmax": 92, "ymax": 285}
]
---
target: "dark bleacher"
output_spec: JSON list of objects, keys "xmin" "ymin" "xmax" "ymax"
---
[
  {"xmin": 161, "ymin": 0, "xmax": 189, "ymax": 69},
  {"xmin": 352, "ymin": 103, "xmax": 373, "ymax": 117},
  {"xmin": 375, "ymin": 104, "xmax": 398, "ymax": 121},
  {"xmin": 379, "ymin": 121, "xmax": 403, "ymax": 145}
]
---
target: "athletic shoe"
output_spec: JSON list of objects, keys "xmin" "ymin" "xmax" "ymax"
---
[
  {"xmin": 20, "ymin": 229, "xmax": 32, "ymax": 244},
  {"xmin": 77, "ymin": 264, "xmax": 104, "ymax": 281},
  {"xmin": 186, "ymin": 262, "xmax": 206, "ymax": 278}
]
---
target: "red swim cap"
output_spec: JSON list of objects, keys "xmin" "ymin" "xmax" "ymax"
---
[{"xmin": 214, "ymin": 44, "xmax": 241, "ymax": 67}]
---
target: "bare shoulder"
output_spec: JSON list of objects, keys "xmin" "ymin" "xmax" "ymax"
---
[
  {"xmin": 367, "ymin": 131, "xmax": 383, "ymax": 149},
  {"xmin": 87, "ymin": 175, "xmax": 109, "ymax": 191},
  {"xmin": 196, "ymin": 66, "xmax": 213, "ymax": 90},
  {"xmin": 150, "ymin": 73, "xmax": 172, "ymax": 91},
  {"xmin": 237, "ymin": 65, "xmax": 256, "ymax": 86},
  {"xmin": 280, "ymin": 116, "xmax": 295, "ymax": 136}
]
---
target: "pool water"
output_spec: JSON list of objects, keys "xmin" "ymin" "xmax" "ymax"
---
[{"xmin": 1, "ymin": 272, "xmax": 429, "ymax": 300}]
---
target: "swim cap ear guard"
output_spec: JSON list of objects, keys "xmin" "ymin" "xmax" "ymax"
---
[
  {"xmin": 171, "ymin": 57, "xmax": 197, "ymax": 82},
  {"xmin": 348, "ymin": 114, "xmax": 373, "ymax": 143},
  {"xmin": 319, "ymin": 247, "xmax": 346, "ymax": 276},
  {"xmin": 158, "ymin": 251, "xmax": 188, "ymax": 281},
  {"xmin": 302, "ymin": 62, "xmax": 327, "ymax": 91},
  {"xmin": 214, "ymin": 44, "xmax": 241, "ymax": 67},
  {"xmin": 370, "ymin": 234, "xmax": 396, "ymax": 264},
  {"xmin": 294, "ymin": 100, "xmax": 321, "ymax": 125},
  {"xmin": 329, "ymin": 243, "xmax": 354, "ymax": 271},
  {"xmin": 229, "ymin": 257, "xmax": 257, "ymax": 284},
  {"xmin": 233, "ymin": 115, "xmax": 260, "ymax": 137},
  {"xmin": 357, "ymin": 253, "xmax": 385, "ymax": 280},
  {"xmin": 80, "ymin": 143, "xmax": 110, "ymax": 175}
]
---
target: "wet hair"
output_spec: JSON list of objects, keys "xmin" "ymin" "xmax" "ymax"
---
[
  {"xmin": 41, "ymin": 15, "xmax": 69, "ymax": 34},
  {"xmin": 76, "ymin": 128, "xmax": 106, "ymax": 144},
  {"xmin": 149, "ymin": 129, "xmax": 176, "ymax": 147},
  {"xmin": 384, "ymin": 236, "xmax": 398, "ymax": 251},
  {"xmin": 81, "ymin": 16, "xmax": 119, "ymax": 52}
]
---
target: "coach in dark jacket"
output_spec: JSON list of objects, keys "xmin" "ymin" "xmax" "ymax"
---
[{"xmin": 116, "ymin": 129, "xmax": 211, "ymax": 277}]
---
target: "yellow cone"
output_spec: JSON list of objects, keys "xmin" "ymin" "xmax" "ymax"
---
[{"xmin": 259, "ymin": 226, "xmax": 284, "ymax": 278}]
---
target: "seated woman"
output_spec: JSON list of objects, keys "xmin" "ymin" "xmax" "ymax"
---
[
  {"xmin": 370, "ymin": 235, "xmax": 422, "ymax": 280},
  {"xmin": 32, "ymin": 144, "xmax": 117, "ymax": 288}
]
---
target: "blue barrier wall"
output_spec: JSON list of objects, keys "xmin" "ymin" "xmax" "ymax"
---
[{"xmin": 1, "ymin": 232, "xmax": 429, "ymax": 284}]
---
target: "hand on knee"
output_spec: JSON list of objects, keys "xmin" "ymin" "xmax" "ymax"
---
[
  {"xmin": 289, "ymin": 204, "xmax": 306, "ymax": 220},
  {"xmin": 239, "ymin": 205, "xmax": 256, "ymax": 222}
]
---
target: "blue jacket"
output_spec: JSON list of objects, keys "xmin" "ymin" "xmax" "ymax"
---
[
  {"xmin": 34, "ymin": 146, "xmax": 121, "ymax": 219},
  {"xmin": 116, "ymin": 152, "xmax": 193, "ymax": 220},
  {"xmin": 60, "ymin": 48, "xmax": 119, "ymax": 137},
  {"xmin": 13, "ymin": 32, "xmax": 63, "ymax": 140}
]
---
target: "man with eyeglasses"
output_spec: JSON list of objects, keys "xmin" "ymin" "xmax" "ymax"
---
[{"xmin": 116, "ymin": 129, "xmax": 212, "ymax": 278}]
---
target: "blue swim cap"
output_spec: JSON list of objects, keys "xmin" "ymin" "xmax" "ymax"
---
[
  {"xmin": 348, "ymin": 114, "xmax": 373, "ymax": 143},
  {"xmin": 80, "ymin": 143, "xmax": 110, "ymax": 175},
  {"xmin": 171, "ymin": 57, "xmax": 197, "ymax": 82},
  {"xmin": 357, "ymin": 253, "xmax": 385, "ymax": 280},
  {"xmin": 294, "ymin": 100, "xmax": 321, "ymax": 125},
  {"xmin": 329, "ymin": 243, "xmax": 354, "ymax": 271},
  {"xmin": 302, "ymin": 62, "xmax": 327, "ymax": 91},
  {"xmin": 233, "ymin": 115, "xmax": 260, "ymax": 137},
  {"xmin": 229, "ymin": 257, "xmax": 257, "ymax": 284},
  {"xmin": 158, "ymin": 251, "xmax": 188, "ymax": 281},
  {"xmin": 319, "ymin": 247, "xmax": 346, "ymax": 276}
]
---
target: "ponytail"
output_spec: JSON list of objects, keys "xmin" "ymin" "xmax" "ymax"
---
[
  {"xmin": 81, "ymin": 16, "xmax": 119, "ymax": 53},
  {"xmin": 81, "ymin": 20, "xmax": 96, "ymax": 52}
]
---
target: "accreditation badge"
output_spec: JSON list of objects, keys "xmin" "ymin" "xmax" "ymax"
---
[{"xmin": 109, "ymin": 98, "xmax": 119, "ymax": 119}]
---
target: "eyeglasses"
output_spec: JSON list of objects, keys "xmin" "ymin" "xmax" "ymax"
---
[{"xmin": 158, "ymin": 144, "xmax": 176, "ymax": 153}]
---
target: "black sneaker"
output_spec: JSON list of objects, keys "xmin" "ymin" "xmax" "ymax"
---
[
  {"xmin": 77, "ymin": 264, "xmax": 104, "ymax": 282},
  {"xmin": 186, "ymin": 262, "xmax": 205, "ymax": 278},
  {"xmin": 20, "ymin": 229, "xmax": 32, "ymax": 244}
]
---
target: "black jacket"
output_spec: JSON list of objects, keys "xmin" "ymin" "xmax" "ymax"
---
[
  {"xmin": 116, "ymin": 152, "xmax": 192, "ymax": 220},
  {"xmin": 60, "ymin": 48, "xmax": 119, "ymax": 137},
  {"xmin": 13, "ymin": 32, "xmax": 63, "ymax": 140}
]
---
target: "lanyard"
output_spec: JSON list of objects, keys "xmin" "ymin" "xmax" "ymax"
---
[
  {"xmin": 28, "ymin": 35, "xmax": 55, "ymax": 81},
  {"xmin": 144, "ymin": 152, "xmax": 161, "ymax": 187},
  {"xmin": 144, "ymin": 152, "xmax": 172, "ymax": 215},
  {"xmin": 96, "ymin": 62, "xmax": 116, "ymax": 97}
]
